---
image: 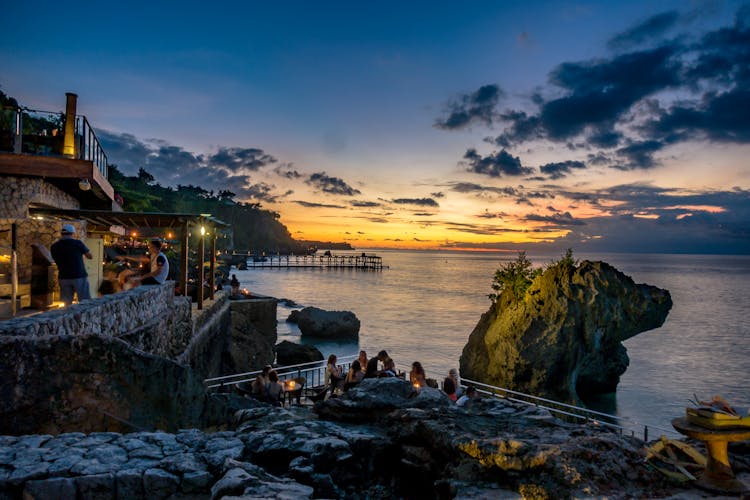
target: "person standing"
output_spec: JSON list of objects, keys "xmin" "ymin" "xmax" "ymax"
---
[{"xmin": 50, "ymin": 224, "xmax": 92, "ymax": 305}]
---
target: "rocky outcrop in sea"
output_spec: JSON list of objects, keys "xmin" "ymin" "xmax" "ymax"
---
[
  {"xmin": 293, "ymin": 306, "xmax": 360, "ymax": 339},
  {"xmin": 4, "ymin": 377, "xmax": 732, "ymax": 499},
  {"xmin": 460, "ymin": 260, "xmax": 672, "ymax": 403}
]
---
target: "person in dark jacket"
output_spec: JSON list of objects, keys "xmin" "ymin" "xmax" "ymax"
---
[{"xmin": 50, "ymin": 224, "xmax": 92, "ymax": 305}]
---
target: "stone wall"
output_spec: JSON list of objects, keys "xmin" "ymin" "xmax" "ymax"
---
[
  {"xmin": 0, "ymin": 176, "xmax": 79, "ymax": 219},
  {"xmin": 0, "ymin": 283, "xmax": 192, "ymax": 359},
  {"xmin": 0, "ymin": 285, "xmax": 278, "ymax": 435},
  {"xmin": 178, "ymin": 296, "xmax": 277, "ymax": 379},
  {"xmin": 0, "ymin": 176, "xmax": 82, "ymax": 283}
]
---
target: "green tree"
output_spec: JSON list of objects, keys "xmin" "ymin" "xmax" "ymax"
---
[{"xmin": 489, "ymin": 251, "xmax": 540, "ymax": 302}]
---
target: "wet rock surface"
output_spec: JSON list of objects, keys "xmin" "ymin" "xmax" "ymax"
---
[
  {"xmin": 460, "ymin": 260, "xmax": 672, "ymax": 402},
  {"xmin": 1, "ymin": 379, "xmax": 742, "ymax": 499}
]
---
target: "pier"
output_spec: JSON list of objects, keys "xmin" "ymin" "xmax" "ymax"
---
[{"xmin": 238, "ymin": 253, "xmax": 384, "ymax": 270}]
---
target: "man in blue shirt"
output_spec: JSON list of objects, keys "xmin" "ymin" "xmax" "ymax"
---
[{"xmin": 50, "ymin": 224, "xmax": 92, "ymax": 305}]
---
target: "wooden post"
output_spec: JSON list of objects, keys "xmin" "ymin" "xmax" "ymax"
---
[
  {"xmin": 209, "ymin": 230, "xmax": 216, "ymax": 300},
  {"xmin": 198, "ymin": 226, "xmax": 205, "ymax": 310},
  {"xmin": 180, "ymin": 222, "xmax": 189, "ymax": 297},
  {"xmin": 11, "ymin": 223, "xmax": 17, "ymax": 317}
]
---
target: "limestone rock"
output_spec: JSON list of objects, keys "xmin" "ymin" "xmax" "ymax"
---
[
  {"xmin": 313, "ymin": 377, "xmax": 452, "ymax": 421},
  {"xmin": 295, "ymin": 307, "xmax": 360, "ymax": 339},
  {"xmin": 459, "ymin": 260, "xmax": 672, "ymax": 402},
  {"xmin": 275, "ymin": 340, "xmax": 324, "ymax": 365}
]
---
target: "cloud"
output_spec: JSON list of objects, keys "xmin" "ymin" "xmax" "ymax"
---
[
  {"xmin": 273, "ymin": 164, "xmax": 303, "ymax": 179},
  {"xmin": 306, "ymin": 172, "xmax": 362, "ymax": 196},
  {"xmin": 391, "ymin": 198, "xmax": 440, "ymax": 207},
  {"xmin": 207, "ymin": 147, "xmax": 276, "ymax": 172},
  {"xmin": 98, "ymin": 130, "xmax": 290, "ymax": 203},
  {"xmin": 448, "ymin": 182, "xmax": 519, "ymax": 196},
  {"xmin": 350, "ymin": 200, "xmax": 381, "ymax": 207},
  {"xmin": 434, "ymin": 84, "xmax": 504, "ymax": 130},
  {"xmin": 539, "ymin": 160, "xmax": 587, "ymax": 179},
  {"xmin": 431, "ymin": 191, "xmax": 445, "ymax": 198},
  {"xmin": 293, "ymin": 200, "xmax": 347, "ymax": 209},
  {"xmin": 456, "ymin": 4, "xmax": 750, "ymax": 177},
  {"xmin": 607, "ymin": 11, "xmax": 680, "ymax": 50},
  {"xmin": 462, "ymin": 148, "xmax": 534, "ymax": 177},
  {"xmin": 613, "ymin": 140, "xmax": 664, "ymax": 169},
  {"xmin": 524, "ymin": 211, "xmax": 586, "ymax": 226},
  {"xmin": 412, "ymin": 212, "xmax": 435, "ymax": 216}
]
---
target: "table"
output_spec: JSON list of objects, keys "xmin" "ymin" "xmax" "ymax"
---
[{"xmin": 672, "ymin": 417, "xmax": 750, "ymax": 494}]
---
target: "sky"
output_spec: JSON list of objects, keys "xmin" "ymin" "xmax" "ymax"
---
[{"xmin": 2, "ymin": 0, "xmax": 749, "ymax": 253}]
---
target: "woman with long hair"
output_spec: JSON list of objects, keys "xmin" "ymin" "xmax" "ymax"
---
[{"xmin": 410, "ymin": 361, "xmax": 426, "ymax": 387}]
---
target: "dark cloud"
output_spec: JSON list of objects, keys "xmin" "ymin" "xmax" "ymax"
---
[
  {"xmin": 539, "ymin": 160, "xmax": 586, "ymax": 179},
  {"xmin": 350, "ymin": 200, "xmax": 381, "ymax": 207},
  {"xmin": 607, "ymin": 11, "xmax": 680, "ymax": 50},
  {"xmin": 412, "ymin": 212, "xmax": 435, "ymax": 216},
  {"xmin": 449, "ymin": 182, "xmax": 519, "ymax": 196},
  {"xmin": 391, "ymin": 198, "xmax": 440, "ymax": 207},
  {"xmin": 306, "ymin": 172, "xmax": 361, "ymax": 196},
  {"xmin": 431, "ymin": 191, "xmax": 445, "ymax": 198},
  {"xmin": 207, "ymin": 147, "xmax": 276, "ymax": 172},
  {"xmin": 98, "ymin": 130, "xmax": 289, "ymax": 203},
  {"xmin": 273, "ymin": 164, "xmax": 303, "ymax": 179},
  {"xmin": 434, "ymin": 84, "xmax": 504, "ymax": 130},
  {"xmin": 242, "ymin": 182, "xmax": 288, "ymax": 203},
  {"xmin": 524, "ymin": 211, "xmax": 586, "ymax": 226},
  {"xmin": 463, "ymin": 148, "xmax": 534, "ymax": 177},
  {"xmin": 477, "ymin": 210, "xmax": 507, "ymax": 219},
  {"xmin": 463, "ymin": 4, "xmax": 750, "ymax": 175},
  {"xmin": 613, "ymin": 140, "xmax": 664, "ymax": 169},
  {"xmin": 293, "ymin": 200, "xmax": 347, "ymax": 209}
]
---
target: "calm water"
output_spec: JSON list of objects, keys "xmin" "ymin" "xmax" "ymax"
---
[{"xmin": 234, "ymin": 250, "xmax": 750, "ymax": 433}]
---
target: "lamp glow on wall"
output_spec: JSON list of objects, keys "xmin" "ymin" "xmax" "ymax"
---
[{"xmin": 78, "ymin": 178, "xmax": 91, "ymax": 191}]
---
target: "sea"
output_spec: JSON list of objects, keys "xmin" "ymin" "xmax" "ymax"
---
[{"xmin": 232, "ymin": 249, "xmax": 750, "ymax": 435}]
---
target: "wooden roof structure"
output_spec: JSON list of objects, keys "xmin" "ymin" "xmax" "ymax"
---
[{"xmin": 28, "ymin": 207, "xmax": 230, "ymax": 310}]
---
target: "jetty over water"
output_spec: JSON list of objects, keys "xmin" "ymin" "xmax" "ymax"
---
[{"xmin": 241, "ymin": 253, "xmax": 384, "ymax": 270}]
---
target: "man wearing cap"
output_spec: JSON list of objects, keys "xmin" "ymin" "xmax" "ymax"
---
[{"xmin": 50, "ymin": 224, "xmax": 92, "ymax": 305}]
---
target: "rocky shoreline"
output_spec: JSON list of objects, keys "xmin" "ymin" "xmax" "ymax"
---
[{"xmin": 2, "ymin": 378, "xmax": 746, "ymax": 499}]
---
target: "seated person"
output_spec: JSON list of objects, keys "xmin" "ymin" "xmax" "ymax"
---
[
  {"xmin": 365, "ymin": 349, "xmax": 388, "ymax": 378},
  {"xmin": 358, "ymin": 350, "xmax": 368, "ymax": 370},
  {"xmin": 344, "ymin": 360, "xmax": 364, "ymax": 391},
  {"xmin": 449, "ymin": 368, "xmax": 463, "ymax": 398},
  {"xmin": 378, "ymin": 357, "xmax": 397, "ymax": 377},
  {"xmin": 264, "ymin": 370, "xmax": 284, "ymax": 406},
  {"xmin": 117, "ymin": 239, "xmax": 169, "ymax": 286},
  {"xmin": 456, "ymin": 386, "xmax": 478, "ymax": 407},
  {"xmin": 251, "ymin": 365, "xmax": 272, "ymax": 398},
  {"xmin": 409, "ymin": 361, "xmax": 427, "ymax": 387},
  {"xmin": 326, "ymin": 354, "xmax": 344, "ymax": 388},
  {"xmin": 443, "ymin": 375, "xmax": 457, "ymax": 402}
]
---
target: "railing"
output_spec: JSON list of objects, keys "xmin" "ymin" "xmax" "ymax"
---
[
  {"xmin": 461, "ymin": 378, "xmax": 674, "ymax": 441},
  {"xmin": 205, "ymin": 358, "xmax": 674, "ymax": 440},
  {"xmin": 204, "ymin": 354, "xmax": 359, "ymax": 393},
  {"xmin": 0, "ymin": 106, "xmax": 108, "ymax": 179}
]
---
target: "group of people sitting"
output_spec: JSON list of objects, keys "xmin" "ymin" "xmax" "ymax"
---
[
  {"xmin": 409, "ymin": 363, "xmax": 478, "ymax": 406},
  {"xmin": 324, "ymin": 350, "xmax": 479, "ymax": 406},
  {"xmin": 247, "ymin": 365, "xmax": 285, "ymax": 406}
]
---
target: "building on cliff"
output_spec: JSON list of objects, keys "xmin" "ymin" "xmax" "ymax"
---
[{"xmin": 0, "ymin": 92, "xmax": 228, "ymax": 318}]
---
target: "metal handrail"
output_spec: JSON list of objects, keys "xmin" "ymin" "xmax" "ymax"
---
[
  {"xmin": 0, "ymin": 105, "xmax": 108, "ymax": 179},
  {"xmin": 462, "ymin": 378, "xmax": 674, "ymax": 440},
  {"xmin": 204, "ymin": 354, "xmax": 358, "ymax": 390},
  {"xmin": 205, "ymin": 358, "xmax": 673, "ymax": 440}
]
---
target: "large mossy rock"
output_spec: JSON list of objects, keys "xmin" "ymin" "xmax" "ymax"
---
[
  {"xmin": 459, "ymin": 260, "xmax": 672, "ymax": 402},
  {"xmin": 296, "ymin": 307, "xmax": 360, "ymax": 339}
]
